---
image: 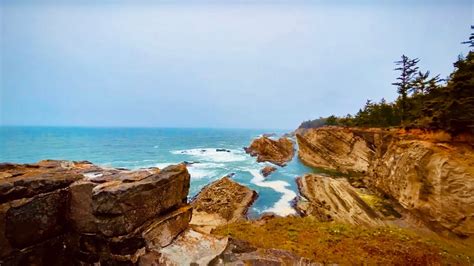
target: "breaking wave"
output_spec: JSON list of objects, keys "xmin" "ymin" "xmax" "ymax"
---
[
  {"xmin": 171, "ymin": 148, "xmax": 247, "ymax": 162},
  {"xmin": 248, "ymin": 168, "xmax": 296, "ymax": 216}
]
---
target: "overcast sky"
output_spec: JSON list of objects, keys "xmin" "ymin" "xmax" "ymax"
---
[{"xmin": 1, "ymin": 0, "xmax": 472, "ymax": 129}]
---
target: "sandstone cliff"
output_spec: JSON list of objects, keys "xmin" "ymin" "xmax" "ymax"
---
[
  {"xmin": 244, "ymin": 136, "xmax": 295, "ymax": 166},
  {"xmin": 296, "ymin": 127, "xmax": 474, "ymax": 238},
  {"xmin": 0, "ymin": 160, "xmax": 191, "ymax": 265},
  {"xmin": 295, "ymin": 174, "xmax": 384, "ymax": 227}
]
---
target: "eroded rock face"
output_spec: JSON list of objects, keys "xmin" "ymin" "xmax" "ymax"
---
[
  {"xmin": 296, "ymin": 127, "xmax": 474, "ymax": 238},
  {"xmin": 144, "ymin": 229, "xmax": 229, "ymax": 266},
  {"xmin": 295, "ymin": 174, "xmax": 383, "ymax": 227},
  {"xmin": 190, "ymin": 177, "xmax": 257, "ymax": 233},
  {"xmin": 244, "ymin": 136, "xmax": 295, "ymax": 166},
  {"xmin": 0, "ymin": 160, "xmax": 192, "ymax": 265},
  {"xmin": 92, "ymin": 165, "xmax": 190, "ymax": 237},
  {"xmin": 371, "ymin": 140, "xmax": 474, "ymax": 237},
  {"xmin": 296, "ymin": 128, "xmax": 375, "ymax": 174}
]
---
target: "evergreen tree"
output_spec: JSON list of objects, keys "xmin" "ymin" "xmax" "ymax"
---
[
  {"xmin": 300, "ymin": 26, "xmax": 472, "ymax": 133},
  {"xmin": 425, "ymin": 51, "xmax": 474, "ymax": 134},
  {"xmin": 392, "ymin": 55, "xmax": 419, "ymax": 123},
  {"xmin": 461, "ymin": 25, "xmax": 474, "ymax": 47},
  {"xmin": 412, "ymin": 71, "xmax": 430, "ymax": 94}
]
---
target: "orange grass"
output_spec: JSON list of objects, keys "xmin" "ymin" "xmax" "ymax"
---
[{"xmin": 213, "ymin": 216, "xmax": 472, "ymax": 265}]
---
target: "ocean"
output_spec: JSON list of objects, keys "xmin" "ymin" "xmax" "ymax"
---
[{"xmin": 0, "ymin": 126, "xmax": 316, "ymax": 217}]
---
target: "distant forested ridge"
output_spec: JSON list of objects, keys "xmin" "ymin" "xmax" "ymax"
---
[{"xmin": 299, "ymin": 27, "xmax": 474, "ymax": 135}]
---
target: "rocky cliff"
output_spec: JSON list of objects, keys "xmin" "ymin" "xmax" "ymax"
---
[
  {"xmin": 296, "ymin": 127, "xmax": 474, "ymax": 238},
  {"xmin": 0, "ymin": 160, "xmax": 191, "ymax": 265},
  {"xmin": 295, "ymin": 174, "xmax": 384, "ymax": 227}
]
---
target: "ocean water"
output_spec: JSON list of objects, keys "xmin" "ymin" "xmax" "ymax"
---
[{"xmin": 0, "ymin": 126, "xmax": 316, "ymax": 217}]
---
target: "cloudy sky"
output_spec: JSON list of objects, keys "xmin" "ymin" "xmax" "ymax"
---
[{"xmin": 1, "ymin": 0, "xmax": 471, "ymax": 129}]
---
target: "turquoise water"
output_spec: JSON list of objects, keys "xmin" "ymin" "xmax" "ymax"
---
[{"xmin": 0, "ymin": 127, "xmax": 315, "ymax": 217}]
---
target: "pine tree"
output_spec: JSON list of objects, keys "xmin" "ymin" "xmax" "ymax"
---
[
  {"xmin": 412, "ymin": 71, "xmax": 430, "ymax": 94},
  {"xmin": 392, "ymin": 55, "xmax": 419, "ymax": 124},
  {"xmin": 461, "ymin": 25, "xmax": 474, "ymax": 47}
]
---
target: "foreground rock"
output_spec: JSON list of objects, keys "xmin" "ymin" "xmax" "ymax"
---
[
  {"xmin": 295, "ymin": 174, "xmax": 383, "ymax": 227},
  {"xmin": 0, "ymin": 160, "xmax": 191, "ymax": 265},
  {"xmin": 190, "ymin": 176, "xmax": 257, "ymax": 233},
  {"xmin": 260, "ymin": 166, "xmax": 277, "ymax": 177},
  {"xmin": 139, "ymin": 229, "xmax": 229, "ymax": 265},
  {"xmin": 296, "ymin": 127, "xmax": 474, "ymax": 238},
  {"xmin": 211, "ymin": 238, "xmax": 318, "ymax": 265},
  {"xmin": 244, "ymin": 136, "xmax": 295, "ymax": 166}
]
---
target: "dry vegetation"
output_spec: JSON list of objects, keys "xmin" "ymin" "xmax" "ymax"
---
[{"xmin": 213, "ymin": 216, "xmax": 473, "ymax": 265}]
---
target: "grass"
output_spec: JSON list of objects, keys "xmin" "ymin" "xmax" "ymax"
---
[
  {"xmin": 310, "ymin": 167, "xmax": 368, "ymax": 188},
  {"xmin": 357, "ymin": 192, "xmax": 402, "ymax": 218},
  {"xmin": 212, "ymin": 216, "xmax": 472, "ymax": 265}
]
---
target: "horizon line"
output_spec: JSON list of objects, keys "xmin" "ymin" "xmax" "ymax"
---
[{"xmin": 0, "ymin": 124, "xmax": 294, "ymax": 132}]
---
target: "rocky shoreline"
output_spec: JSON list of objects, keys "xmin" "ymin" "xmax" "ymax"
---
[
  {"xmin": 0, "ymin": 160, "xmax": 192, "ymax": 265},
  {"xmin": 1, "ymin": 127, "xmax": 473, "ymax": 264}
]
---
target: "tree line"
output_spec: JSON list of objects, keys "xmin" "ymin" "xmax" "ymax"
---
[{"xmin": 299, "ymin": 26, "xmax": 474, "ymax": 135}]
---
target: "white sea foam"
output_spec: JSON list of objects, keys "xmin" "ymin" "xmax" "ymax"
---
[
  {"xmin": 186, "ymin": 162, "xmax": 225, "ymax": 179},
  {"xmin": 248, "ymin": 169, "xmax": 297, "ymax": 216},
  {"xmin": 171, "ymin": 148, "xmax": 247, "ymax": 162},
  {"xmin": 154, "ymin": 162, "xmax": 223, "ymax": 180},
  {"xmin": 83, "ymin": 172, "xmax": 103, "ymax": 179},
  {"xmin": 154, "ymin": 162, "xmax": 175, "ymax": 169}
]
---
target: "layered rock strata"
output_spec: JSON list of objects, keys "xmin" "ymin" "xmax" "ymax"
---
[
  {"xmin": 296, "ymin": 127, "xmax": 474, "ymax": 238},
  {"xmin": 190, "ymin": 176, "xmax": 257, "ymax": 233},
  {"xmin": 244, "ymin": 136, "xmax": 295, "ymax": 166},
  {"xmin": 0, "ymin": 160, "xmax": 191, "ymax": 265},
  {"xmin": 295, "ymin": 174, "xmax": 383, "ymax": 227}
]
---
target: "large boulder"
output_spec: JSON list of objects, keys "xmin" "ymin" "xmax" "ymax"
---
[
  {"xmin": 244, "ymin": 136, "xmax": 295, "ymax": 166},
  {"xmin": 92, "ymin": 164, "xmax": 190, "ymax": 236},
  {"xmin": 190, "ymin": 177, "xmax": 257, "ymax": 233}
]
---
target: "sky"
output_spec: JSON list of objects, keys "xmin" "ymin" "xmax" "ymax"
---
[{"xmin": 0, "ymin": 0, "xmax": 472, "ymax": 129}]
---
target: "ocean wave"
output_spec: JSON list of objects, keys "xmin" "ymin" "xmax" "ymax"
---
[
  {"xmin": 153, "ymin": 162, "xmax": 176, "ymax": 169},
  {"xmin": 154, "ymin": 162, "xmax": 224, "ymax": 180},
  {"xmin": 248, "ymin": 169, "xmax": 296, "ymax": 216},
  {"xmin": 170, "ymin": 148, "xmax": 247, "ymax": 162},
  {"xmin": 186, "ymin": 162, "xmax": 226, "ymax": 179}
]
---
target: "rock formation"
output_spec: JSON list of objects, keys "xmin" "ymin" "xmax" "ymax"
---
[
  {"xmin": 211, "ymin": 238, "xmax": 318, "ymax": 265},
  {"xmin": 244, "ymin": 136, "xmax": 295, "ymax": 166},
  {"xmin": 295, "ymin": 174, "xmax": 383, "ymax": 227},
  {"xmin": 190, "ymin": 176, "xmax": 257, "ymax": 233},
  {"xmin": 142, "ymin": 229, "xmax": 229, "ymax": 265},
  {"xmin": 296, "ymin": 127, "xmax": 474, "ymax": 238},
  {"xmin": 260, "ymin": 166, "xmax": 277, "ymax": 177},
  {"xmin": 0, "ymin": 160, "xmax": 191, "ymax": 265}
]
